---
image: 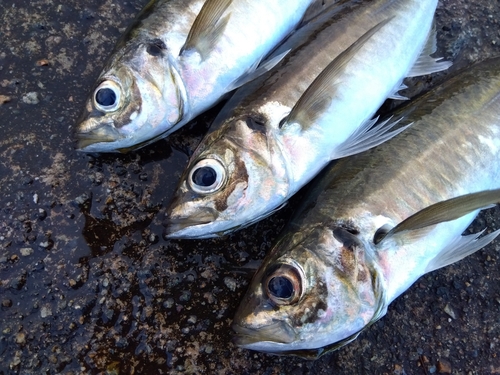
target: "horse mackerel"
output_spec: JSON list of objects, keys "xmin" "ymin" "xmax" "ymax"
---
[
  {"xmin": 232, "ymin": 57, "xmax": 500, "ymax": 358},
  {"xmin": 74, "ymin": 0, "xmax": 320, "ymax": 152},
  {"xmin": 166, "ymin": 0, "xmax": 451, "ymax": 239}
]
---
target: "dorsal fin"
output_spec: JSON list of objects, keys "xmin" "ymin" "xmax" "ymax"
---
[
  {"xmin": 377, "ymin": 189, "xmax": 500, "ymax": 244},
  {"xmin": 279, "ymin": 17, "xmax": 393, "ymax": 130},
  {"xmin": 180, "ymin": 0, "xmax": 232, "ymax": 60},
  {"xmin": 407, "ymin": 21, "xmax": 452, "ymax": 77}
]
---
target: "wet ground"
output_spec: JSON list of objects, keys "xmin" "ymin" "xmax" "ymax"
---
[{"xmin": 0, "ymin": 0, "xmax": 499, "ymax": 374}]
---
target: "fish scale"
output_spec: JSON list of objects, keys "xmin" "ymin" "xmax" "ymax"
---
[{"xmin": 231, "ymin": 57, "xmax": 500, "ymax": 358}]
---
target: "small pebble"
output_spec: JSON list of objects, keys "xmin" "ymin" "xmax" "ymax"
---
[
  {"xmin": 163, "ymin": 298, "xmax": 174, "ymax": 308},
  {"xmin": 224, "ymin": 277, "xmax": 237, "ymax": 291},
  {"xmin": 0, "ymin": 95, "xmax": 11, "ymax": 105},
  {"xmin": 2, "ymin": 299, "xmax": 12, "ymax": 307},
  {"xmin": 74, "ymin": 193, "xmax": 89, "ymax": 205},
  {"xmin": 22, "ymin": 92, "xmax": 39, "ymax": 105},
  {"xmin": 443, "ymin": 304, "xmax": 456, "ymax": 319},
  {"xmin": 39, "ymin": 241, "xmax": 50, "ymax": 249},
  {"xmin": 36, "ymin": 58, "xmax": 49, "ymax": 66},
  {"xmin": 40, "ymin": 306, "xmax": 52, "ymax": 318},
  {"xmin": 20, "ymin": 247, "xmax": 33, "ymax": 257},
  {"xmin": 9, "ymin": 356, "xmax": 21, "ymax": 369},
  {"xmin": 15, "ymin": 333, "xmax": 25, "ymax": 345},
  {"xmin": 437, "ymin": 359, "xmax": 452, "ymax": 374}
]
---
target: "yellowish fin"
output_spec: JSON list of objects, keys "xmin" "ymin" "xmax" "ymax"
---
[
  {"xmin": 378, "ymin": 189, "xmax": 500, "ymax": 243},
  {"xmin": 180, "ymin": 0, "xmax": 233, "ymax": 60}
]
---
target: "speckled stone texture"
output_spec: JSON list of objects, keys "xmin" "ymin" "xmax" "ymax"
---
[{"xmin": 0, "ymin": 0, "xmax": 499, "ymax": 374}]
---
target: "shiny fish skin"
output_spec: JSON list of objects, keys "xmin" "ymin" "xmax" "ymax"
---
[
  {"xmin": 231, "ymin": 57, "xmax": 500, "ymax": 358},
  {"xmin": 75, "ymin": 0, "xmax": 317, "ymax": 152},
  {"xmin": 166, "ymin": 0, "xmax": 451, "ymax": 239}
]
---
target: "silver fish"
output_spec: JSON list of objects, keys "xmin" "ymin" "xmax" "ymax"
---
[
  {"xmin": 75, "ymin": 0, "xmax": 319, "ymax": 152},
  {"xmin": 165, "ymin": 0, "xmax": 451, "ymax": 239},
  {"xmin": 231, "ymin": 57, "xmax": 500, "ymax": 358}
]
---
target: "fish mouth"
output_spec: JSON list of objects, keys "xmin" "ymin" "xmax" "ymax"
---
[
  {"xmin": 164, "ymin": 208, "xmax": 221, "ymax": 239},
  {"xmin": 75, "ymin": 123, "xmax": 124, "ymax": 150},
  {"xmin": 232, "ymin": 321, "xmax": 298, "ymax": 347}
]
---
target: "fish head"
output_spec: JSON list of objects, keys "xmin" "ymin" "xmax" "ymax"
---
[
  {"xmin": 232, "ymin": 225, "xmax": 385, "ymax": 357},
  {"xmin": 75, "ymin": 41, "xmax": 185, "ymax": 152},
  {"xmin": 165, "ymin": 114, "xmax": 290, "ymax": 238}
]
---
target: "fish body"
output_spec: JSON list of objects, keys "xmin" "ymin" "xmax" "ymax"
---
[
  {"xmin": 231, "ymin": 57, "xmax": 500, "ymax": 358},
  {"xmin": 75, "ymin": 0, "xmax": 317, "ymax": 152},
  {"xmin": 166, "ymin": 0, "xmax": 451, "ymax": 239}
]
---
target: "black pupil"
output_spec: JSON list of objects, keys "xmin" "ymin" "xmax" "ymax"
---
[
  {"xmin": 95, "ymin": 88, "xmax": 117, "ymax": 107},
  {"xmin": 268, "ymin": 276, "xmax": 294, "ymax": 299},
  {"xmin": 192, "ymin": 166, "xmax": 217, "ymax": 187}
]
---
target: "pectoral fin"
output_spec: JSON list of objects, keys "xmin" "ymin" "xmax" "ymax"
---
[
  {"xmin": 180, "ymin": 0, "xmax": 232, "ymax": 60},
  {"xmin": 331, "ymin": 116, "xmax": 410, "ymax": 159},
  {"xmin": 377, "ymin": 189, "xmax": 500, "ymax": 244},
  {"xmin": 226, "ymin": 49, "xmax": 290, "ymax": 92},
  {"xmin": 407, "ymin": 22, "xmax": 452, "ymax": 77},
  {"xmin": 425, "ymin": 228, "xmax": 500, "ymax": 273},
  {"xmin": 280, "ymin": 17, "xmax": 393, "ymax": 130}
]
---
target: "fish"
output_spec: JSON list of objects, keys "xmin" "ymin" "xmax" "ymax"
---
[
  {"xmin": 231, "ymin": 57, "xmax": 500, "ymax": 359},
  {"xmin": 74, "ymin": 0, "xmax": 322, "ymax": 153},
  {"xmin": 165, "ymin": 0, "xmax": 452, "ymax": 239}
]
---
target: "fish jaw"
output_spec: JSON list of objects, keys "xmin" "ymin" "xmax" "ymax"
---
[
  {"xmin": 75, "ymin": 46, "xmax": 186, "ymax": 153},
  {"xmin": 232, "ymin": 321, "xmax": 299, "ymax": 348},
  {"xmin": 165, "ymin": 117, "xmax": 290, "ymax": 238},
  {"xmin": 232, "ymin": 227, "xmax": 384, "ymax": 354},
  {"xmin": 165, "ymin": 202, "xmax": 231, "ymax": 239}
]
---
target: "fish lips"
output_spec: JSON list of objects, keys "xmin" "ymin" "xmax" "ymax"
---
[
  {"xmin": 75, "ymin": 123, "xmax": 124, "ymax": 151},
  {"xmin": 232, "ymin": 321, "xmax": 298, "ymax": 348},
  {"xmin": 164, "ymin": 207, "xmax": 224, "ymax": 239}
]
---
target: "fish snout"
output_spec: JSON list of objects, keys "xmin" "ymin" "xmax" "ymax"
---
[
  {"xmin": 231, "ymin": 320, "xmax": 298, "ymax": 347},
  {"xmin": 75, "ymin": 121, "xmax": 123, "ymax": 150},
  {"xmin": 164, "ymin": 207, "xmax": 219, "ymax": 239}
]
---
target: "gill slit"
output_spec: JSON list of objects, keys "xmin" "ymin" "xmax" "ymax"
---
[{"xmin": 168, "ymin": 54, "xmax": 190, "ymax": 125}]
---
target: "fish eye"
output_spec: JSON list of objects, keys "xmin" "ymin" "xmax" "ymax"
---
[
  {"xmin": 93, "ymin": 80, "xmax": 121, "ymax": 112},
  {"xmin": 264, "ymin": 264, "xmax": 302, "ymax": 305},
  {"xmin": 188, "ymin": 158, "xmax": 226, "ymax": 194}
]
